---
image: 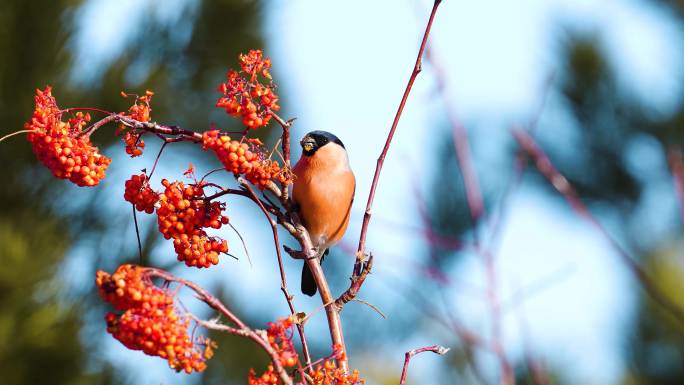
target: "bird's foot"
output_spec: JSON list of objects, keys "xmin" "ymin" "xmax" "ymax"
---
[
  {"xmin": 283, "ymin": 245, "xmax": 305, "ymax": 259},
  {"xmin": 283, "ymin": 245, "xmax": 320, "ymax": 260}
]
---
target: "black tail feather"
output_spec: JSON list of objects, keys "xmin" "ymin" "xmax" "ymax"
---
[{"xmin": 301, "ymin": 250, "xmax": 327, "ymax": 296}]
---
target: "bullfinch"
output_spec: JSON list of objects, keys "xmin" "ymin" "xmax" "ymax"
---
[{"xmin": 292, "ymin": 131, "xmax": 355, "ymax": 296}]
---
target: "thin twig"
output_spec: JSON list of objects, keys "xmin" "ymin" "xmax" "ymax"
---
[
  {"xmin": 0, "ymin": 129, "xmax": 34, "ymax": 142},
  {"xmin": 78, "ymin": 113, "xmax": 119, "ymax": 137},
  {"xmin": 398, "ymin": 345, "xmax": 450, "ymax": 385},
  {"xmin": 148, "ymin": 141, "xmax": 168, "ymax": 179},
  {"xmin": 191, "ymin": 315, "xmax": 245, "ymax": 336},
  {"xmin": 512, "ymin": 128, "xmax": 684, "ymax": 325},
  {"xmin": 132, "ymin": 204, "xmax": 143, "ymax": 264},
  {"xmin": 228, "ymin": 222, "xmax": 253, "ymax": 267},
  {"xmin": 81, "ymin": 113, "xmax": 204, "ymax": 142},
  {"xmin": 240, "ymin": 180, "xmax": 312, "ymax": 368},
  {"xmin": 347, "ymin": 0, "xmax": 444, "ymax": 309},
  {"xmin": 199, "ymin": 167, "xmax": 226, "ymax": 184},
  {"xmin": 203, "ymin": 187, "xmax": 254, "ymax": 202},
  {"xmin": 351, "ymin": 298, "xmax": 386, "ymax": 319},
  {"xmin": 270, "ymin": 111, "xmax": 293, "ymax": 203}
]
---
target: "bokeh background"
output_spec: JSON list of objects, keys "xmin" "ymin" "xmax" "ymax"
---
[{"xmin": 2, "ymin": 0, "xmax": 684, "ymax": 384}]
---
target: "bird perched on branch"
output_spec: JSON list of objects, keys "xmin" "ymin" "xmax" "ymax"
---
[{"xmin": 292, "ymin": 131, "xmax": 355, "ymax": 296}]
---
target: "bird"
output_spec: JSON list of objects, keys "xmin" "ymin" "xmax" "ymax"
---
[{"xmin": 292, "ymin": 130, "xmax": 355, "ymax": 296}]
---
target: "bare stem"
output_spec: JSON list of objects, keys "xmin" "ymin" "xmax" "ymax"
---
[
  {"xmin": 148, "ymin": 141, "xmax": 168, "ymax": 178},
  {"xmin": 291, "ymin": 215, "xmax": 349, "ymax": 373},
  {"xmin": 82, "ymin": 114, "xmax": 204, "ymax": 142},
  {"xmin": 349, "ymin": 0, "xmax": 444, "ymax": 307},
  {"xmin": 270, "ymin": 112, "xmax": 293, "ymax": 196},
  {"xmin": 240, "ymin": 180, "xmax": 312, "ymax": 368},
  {"xmin": 132, "ymin": 204, "xmax": 143, "ymax": 264},
  {"xmin": 0, "ymin": 129, "xmax": 35, "ymax": 142},
  {"xmin": 398, "ymin": 345, "xmax": 450, "ymax": 385}
]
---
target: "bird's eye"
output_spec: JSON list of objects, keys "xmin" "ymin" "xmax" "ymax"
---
[{"xmin": 303, "ymin": 143, "xmax": 314, "ymax": 152}]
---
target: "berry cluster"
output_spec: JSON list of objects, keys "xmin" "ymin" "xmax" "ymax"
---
[
  {"xmin": 157, "ymin": 179, "xmax": 229, "ymax": 268},
  {"xmin": 216, "ymin": 49, "xmax": 279, "ymax": 129},
  {"xmin": 307, "ymin": 344, "xmax": 363, "ymax": 385},
  {"xmin": 248, "ymin": 366, "xmax": 280, "ymax": 385},
  {"xmin": 266, "ymin": 317, "xmax": 299, "ymax": 368},
  {"xmin": 117, "ymin": 90, "xmax": 154, "ymax": 157},
  {"xmin": 249, "ymin": 319, "xmax": 363, "ymax": 385},
  {"xmin": 309, "ymin": 361, "xmax": 363, "ymax": 385},
  {"xmin": 96, "ymin": 264, "xmax": 172, "ymax": 311},
  {"xmin": 123, "ymin": 90, "xmax": 154, "ymax": 122},
  {"xmin": 25, "ymin": 87, "xmax": 111, "ymax": 186},
  {"xmin": 202, "ymin": 130, "xmax": 290, "ymax": 189},
  {"xmin": 96, "ymin": 265, "xmax": 212, "ymax": 373},
  {"xmin": 122, "ymin": 131, "xmax": 145, "ymax": 157},
  {"xmin": 248, "ymin": 317, "xmax": 299, "ymax": 385},
  {"xmin": 124, "ymin": 173, "xmax": 159, "ymax": 214}
]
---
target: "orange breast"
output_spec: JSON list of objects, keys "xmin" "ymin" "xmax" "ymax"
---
[{"xmin": 292, "ymin": 145, "xmax": 355, "ymax": 249}]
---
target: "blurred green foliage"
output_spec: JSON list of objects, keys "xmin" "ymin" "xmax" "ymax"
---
[
  {"xmin": 0, "ymin": 0, "xmax": 271, "ymax": 384},
  {"xmin": 0, "ymin": 1, "xmax": 104, "ymax": 383}
]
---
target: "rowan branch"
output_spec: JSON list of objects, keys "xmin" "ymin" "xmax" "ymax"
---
[
  {"xmin": 239, "ymin": 179, "xmax": 312, "ymax": 368},
  {"xmin": 346, "ymin": 0, "xmax": 444, "ymax": 308},
  {"xmin": 287, "ymin": 212, "xmax": 349, "ymax": 373},
  {"xmin": 80, "ymin": 113, "xmax": 204, "ymax": 143},
  {"xmin": 269, "ymin": 111, "xmax": 294, "ymax": 203},
  {"xmin": 398, "ymin": 345, "xmax": 450, "ymax": 385}
]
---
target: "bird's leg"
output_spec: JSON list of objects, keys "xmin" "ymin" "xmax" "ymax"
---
[{"xmin": 283, "ymin": 245, "xmax": 318, "ymax": 260}]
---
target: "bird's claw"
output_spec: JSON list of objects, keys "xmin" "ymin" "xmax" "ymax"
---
[
  {"xmin": 283, "ymin": 245, "xmax": 319, "ymax": 260},
  {"xmin": 283, "ymin": 245, "xmax": 307, "ymax": 259}
]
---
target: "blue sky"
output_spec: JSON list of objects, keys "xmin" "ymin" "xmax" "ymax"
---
[{"xmin": 64, "ymin": 0, "xmax": 684, "ymax": 384}]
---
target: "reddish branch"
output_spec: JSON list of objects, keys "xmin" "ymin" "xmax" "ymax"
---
[
  {"xmin": 240, "ymin": 180, "xmax": 312, "ymax": 368},
  {"xmin": 144, "ymin": 268, "xmax": 294, "ymax": 385},
  {"xmin": 512, "ymin": 128, "xmax": 684, "ymax": 325},
  {"xmin": 270, "ymin": 111, "xmax": 293, "ymax": 202},
  {"xmin": 343, "ymin": 0, "xmax": 444, "ymax": 308},
  {"xmin": 290, "ymin": 216, "xmax": 349, "ymax": 373},
  {"xmin": 82, "ymin": 113, "xmax": 204, "ymax": 143},
  {"xmin": 398, "ymin": 345, "xmax": 450, "ymax": 385}
]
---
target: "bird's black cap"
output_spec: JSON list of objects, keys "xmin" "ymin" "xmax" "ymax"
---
[{"xmin": 300, "ymin": 130, "xmax": 345, "ymax": 156}]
